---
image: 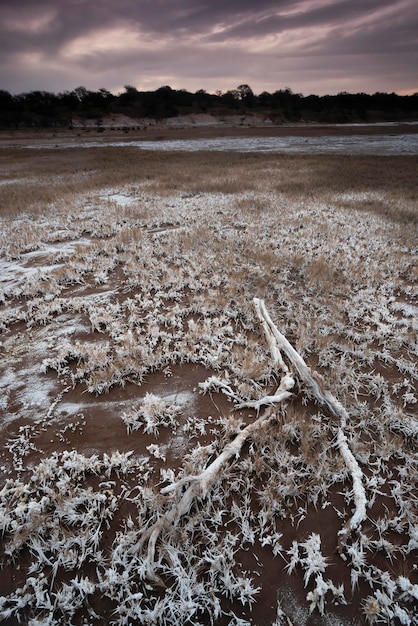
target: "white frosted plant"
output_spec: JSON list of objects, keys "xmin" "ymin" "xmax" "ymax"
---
[
  {"xmin": 121, "ymin": 392, "xmax": 181, "ymax": 435},
  {"xmin": 284, "ymin": 540, "xmax": 300, "ymax": 575},
  {"xmin": 299, "ymin": 533, "xmax": 328, "ymax": 588},
  {"xmin": 290, "ymin": 533, "xmax": 347, "ymax": 616},
  {"xmin": 306, "ymin": 576, "xmax": 346, "ymax": 617}
]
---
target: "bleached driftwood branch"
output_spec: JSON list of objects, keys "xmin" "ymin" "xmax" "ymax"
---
[
  {"xmin": 199, "ymin": 374, "xmax": 294, "ymax": 412},
  {"xmin": 137, "ymin": 298, "xmax": 366, "ymax": 581},
  {"xmin": 137, "ymin": 327, "xmax": 295, "ymax": 581},
  {"xmin": 253, "ymin": 298, "xmax": 367, "ymax": 548}
]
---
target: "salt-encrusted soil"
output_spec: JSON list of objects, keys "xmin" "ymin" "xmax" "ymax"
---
[{"xmin": 0, "ymin": 142, "xmax": 417, "ymax": 625}]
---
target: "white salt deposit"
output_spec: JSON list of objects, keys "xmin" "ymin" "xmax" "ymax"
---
[{"xmin": 24, "ymin": 132, "xmax": 418, "ymax": 155}]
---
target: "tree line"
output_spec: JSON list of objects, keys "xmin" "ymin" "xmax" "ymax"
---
[{"xmin": 0, "ymin": 84, "xmax": 417, "ymax": 129}]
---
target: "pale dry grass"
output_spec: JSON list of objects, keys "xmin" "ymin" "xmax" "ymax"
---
[{"xmin": 1, "ymin": 146, "xmax": 417, "ymax": 226}]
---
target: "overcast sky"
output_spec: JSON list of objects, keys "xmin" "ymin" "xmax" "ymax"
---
[{"xmin": 1, "ymin": 0, "xmax": 417, "ymax": 97}]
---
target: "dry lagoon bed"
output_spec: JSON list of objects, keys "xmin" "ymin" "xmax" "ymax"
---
[{"xmin": 0, "ymin": 137, "xmax": 417, "ymax": 625}]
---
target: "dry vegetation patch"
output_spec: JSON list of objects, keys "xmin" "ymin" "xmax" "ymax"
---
[{"xmin": 0, "ymin": 144, "xmax": 417, "ymax": 625}]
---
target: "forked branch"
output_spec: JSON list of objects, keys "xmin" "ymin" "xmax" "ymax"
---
[
  {"xmin": 138, "ymin": 337, "xmax": 294, "ymax": 580},
  {"xmin": 137, "ymin": 298, "xmax": 366, "ymax": 581},
  {"xmin": 253, "ymin": 298, "xmax": 367, "ymax": 548}
]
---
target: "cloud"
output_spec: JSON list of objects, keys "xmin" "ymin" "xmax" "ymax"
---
[{"xmin": 0, "ymin": 0, "xmax": 416, "ymax": 95}]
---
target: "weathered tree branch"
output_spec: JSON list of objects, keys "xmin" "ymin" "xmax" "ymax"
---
[
  {"xmin": 137, "ymin": 339, "xmax": 294, "ymax": 580},
  {"xmin": 136, "ymin": 298, "xmax": 366, "ymax": 581},
  {"xmin": 139, "ymin": 397, "xmax": 293, "ymax": 580},
  {"xmin": 253, "ymin": 298, "xmax": 367, "ymax": 548}
]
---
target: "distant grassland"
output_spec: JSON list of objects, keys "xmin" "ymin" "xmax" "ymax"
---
[{"xmin": 0, "ymin": 147, "xmax": 417, "ymax": 226}]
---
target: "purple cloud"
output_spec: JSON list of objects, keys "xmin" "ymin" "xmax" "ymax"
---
[{"xmin": 0, "ymin": 0, "xmax": 416, "ymax": 95}]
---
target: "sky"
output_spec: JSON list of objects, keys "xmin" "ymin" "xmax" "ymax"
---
[{"xmin": 0, "ymin": 0, "xmax": 417, "ymax": 97}]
